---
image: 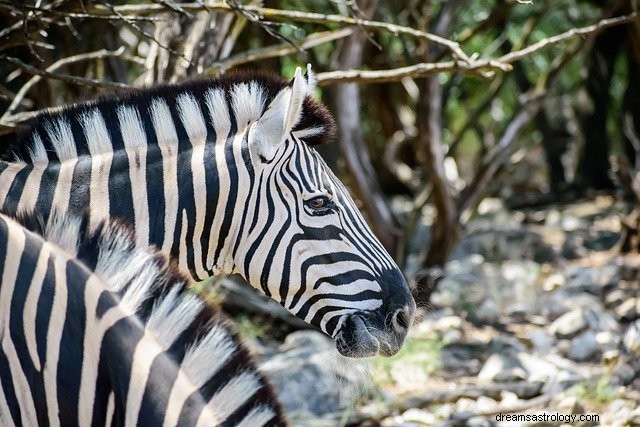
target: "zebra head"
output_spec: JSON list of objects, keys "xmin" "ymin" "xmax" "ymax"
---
[{"xmin": 232, "ymin": 67, "xmax": 416, "ymax": 357}]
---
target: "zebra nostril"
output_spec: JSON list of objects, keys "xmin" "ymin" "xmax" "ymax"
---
[{"xmin": 392, "ymin": 307, "xmax": 411, "ymax": 332}]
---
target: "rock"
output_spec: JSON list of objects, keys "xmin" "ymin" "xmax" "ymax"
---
[
  {"xmin": 478, "ymin": 353, "xmax": 527, "ymax": 382},
  {"xmin": 558, "ymin": 395, "xmax": 585, "ymax": 414},
  {"xmin": 441, "ymin": 342, "xmax": 484, "ymax": 377},
  {"xmin": 549, "ymin": 308, "xmax": 589, "ymax": 338},
  {"xmin": 626, "ymin": 408, "xmax": 640, "ymax": 425},
  {"xmin": 605, "ymin": 289, "xmax": 626, "ymax": 308},
  {"xmin": 261, "ymin": 330, "xmax": 373, "ymax": 417},
  {"xmin": 569, "ymin": 331, "xmax": 599, "ymax": 361},
  {"xmin": 595, "ymin": 331, "xmax": 621, "ymax": 352},
  {"xmin": 623, "ymin": 321, "xmax": 640, "ymax": 353},
  {"xmin": 526, "ymin": 328, "xmax": 556, "ymax": 353},
  {"xmin": 517, "ymin": 352, "xmax": 559, "ymax": 383},
  {"xmin": 401, "ymin": 408, "xmax": 436, "ymax": 425},
  {"xmin": 615, "ymin": 298, "xmax": 640, "ymax": 321}
]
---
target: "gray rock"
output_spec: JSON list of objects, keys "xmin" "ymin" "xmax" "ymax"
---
[
  {"xmin": 478, "ymin": 353, "xmax": 527, "ymax": 382},
  {"xmin": 526, "ymin": 329, "xmax": 556, "ymax": 353},
  {"xmin": 615, "ymin": 298, "xmax": 640, "ymax": 321},
  {"xmin": 549, "ymin": 308, "xmax": 589, "ymax": 338},
  {"xmin": 261, "ymin": 330, "xmax": 373, "ymax": 417},
  {"xmin": 517, "ymin": 352, "xmax": 559, "ymax": 383},
  {"xmin": 568, "ymin": 331, "xmax": 599, "ymax": 361}
]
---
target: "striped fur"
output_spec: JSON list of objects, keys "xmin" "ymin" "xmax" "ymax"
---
[
  {"xmin": 0, "ymin": 211, "xmax": 285, "ymax": 426},
  {"xmin": 0, "ymin": 66, "xmax": 415, "ymax": 357}
]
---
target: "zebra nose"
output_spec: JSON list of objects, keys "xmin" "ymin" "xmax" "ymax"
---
[{"xmin": 391, "ymin": 306, "xmax": 412, "ymax": 333}]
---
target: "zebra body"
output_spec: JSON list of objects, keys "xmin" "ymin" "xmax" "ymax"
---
[
  {"xmin": 0, "ymin": 67, "xmax": 415, "ymax": 357},
  {"xmin": 0, "ymin": 211, "xmax": 284, "ymax": 426}
]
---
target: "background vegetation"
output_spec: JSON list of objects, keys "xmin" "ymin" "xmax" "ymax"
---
[
  {"xmin": 1, "ymin": 0, "xmax": 638, "ymax": 300},
  {"xmin": 1, "ymin": 1, "xmax": 639, "ymax": 423}
]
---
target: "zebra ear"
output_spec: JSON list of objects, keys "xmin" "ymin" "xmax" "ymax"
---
[{"xmin": 250, "ymin": 67, "xmax": 308, "ymax": 162}]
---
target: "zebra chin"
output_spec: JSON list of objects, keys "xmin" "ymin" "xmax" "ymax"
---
[{"xmin": 334, "ymin": 313, "xmax": 408, "ymax": 358}]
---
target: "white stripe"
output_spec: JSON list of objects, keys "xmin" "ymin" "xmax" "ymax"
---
[
  {"xmin": 44, "ymin": 255, "xmax": 68, "ymax": 427},
  {"xmin": 150, "ymin": 99, "xmax": 179, "ymax": 256},
  {"xmin": 0, "ymin": 382, "xmax": 13, "ymax": 424},
  {"xmin": 178, "ymin": 209, "xmax": 188, "ymax": 275},
  {"xmin": 48, "ymin": 158, "xmax": 77, "ymax": 220},
  {"xmin": 0, "ymin": 163, "xmax": 26, "ymax": 209},
  {"xmin": 163, "ymin": 324, "xmax": 236, "ymax": 427},
  {"xmin": 235, "ymin": 405, "xmax": 276, "ymax": 427},
  {"xmin": 118, "ymin": 106, "xmax": 150, "ymax": 245},
  {"xmin": 105, "ymin": 392, "xmax": 115, "ymax": 426},
  {"xmin": 44, "ymin": 118, "xmax": 76, "ymax": 162},
  {"xmin": 125, "ymin": 335, "xmax": 164, "ymax": 426},
  {"xmin": 177, "ymin": 94, "xmax": 208, "ymax": 279},
  {"xmin": 196, "ymin": 371, "xmax": 261, "ymax": 427},
  {"xmin": 22, "ymin": 243, "xmax": 52, "ymax": 372},
  {"xmin": 204, "ymin": 89, "xmax": 231, "ymax": 271},
  {"xmin": 77, "ymin": 275, "xmax": 105, "ymax": 427},
  {"xmin": 81, "ymin": 110, "xmax": 113, "ymax": 231},
  {"xmin": 0, "ymin": 223, "xmax": 38, "ymax": 426},
  {"xmin": 16, "ymin": 165, "xmax": 46, "ymax": 215}
]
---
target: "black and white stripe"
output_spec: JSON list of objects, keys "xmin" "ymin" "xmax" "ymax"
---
[
  {"xmin": 0, "ymin": 66, "xmax": 415, "ymax": 357},
  {"xmin": 0, "ymin": 211, "xmax": 285, "ymax": 426}
]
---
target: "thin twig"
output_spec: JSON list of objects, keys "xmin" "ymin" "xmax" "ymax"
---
[
  {"xmin": 83, "ymin": 2, "xmax": 473, "ymax": 63},
  {"xmin": 316, "ymin": 60, "xmax": 510, "ymax": 85},
  {"xmin": 316, "ymin": 11, "xmax": 640, "ymax": 85},
  {"xmin": 204, "ymin": 28, "xmax": 354, "ymax": 74},
  {"xmin": 0, "ymin": 47, "xmax": 130, "ymax": 125},
  {"xmin": 497, "ymin": 11, "xmax": 640, "ymax": 63}
]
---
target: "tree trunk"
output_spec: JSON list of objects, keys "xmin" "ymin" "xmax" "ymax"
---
[{"xmin": 329, "ymin": 0, "xmax": 399, "ymax": 252}]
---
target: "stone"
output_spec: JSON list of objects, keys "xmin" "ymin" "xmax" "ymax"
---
[
  {"xmin": 615, "ymin": 298, "xmax": 640, "ymax": 321},
  {"xmin": 478, "ymin": 353, "xmax": 527, "ymax": 382},
  {"xmin": 517, "ymin": 352, "xmax": 559, "ymax": 383},
  {"xmin": 558, "ymin": 395, "xmax": 585, "ymax": 414},
  {"xmin": 548, "ymin": 308, "xmax": 589, "ymax": 338},
  {"xmin": 261, "ymin": 330, "xmax": 373, "ymax": 417},
  {"xmin": 568, "ymin": 331, "xmax": 599, "ymax": 361},
  {"xmin": 623, "ymin": 321, "xmax": 640, "ymax": 353},
  {"xmin": 401, "ymin": 408, "xmax": 436, "ymax": 425},
  {"xmin": 595, "ymin": 331, "xmax": 621, "ymax": 352},
  {"xmin": 527, "ymin": 329, "xmax": 556, "ymax": 353}
]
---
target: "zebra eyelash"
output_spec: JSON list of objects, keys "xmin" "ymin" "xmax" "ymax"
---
[{"xmin": 303, "ymin": 195, "xmax": 335, "ymax": 216}]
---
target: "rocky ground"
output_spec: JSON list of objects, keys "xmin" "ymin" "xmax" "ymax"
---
[{"xmin": 243, "ymin": 195, "xmax": 640, "ymax": 426}]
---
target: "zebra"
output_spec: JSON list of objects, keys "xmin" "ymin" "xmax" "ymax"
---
[
  {"xmin": 0, "ymin": 66, "xmax": 416, "ymax": 358},
  {"xmin": 0, "ymin": 210, "xmax": 285, "ymax": 426}
]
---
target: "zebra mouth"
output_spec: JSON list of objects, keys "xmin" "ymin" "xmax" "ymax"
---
[{"xmin": 334, "ymin": 314, "xmax": 401, "ymax": 358}]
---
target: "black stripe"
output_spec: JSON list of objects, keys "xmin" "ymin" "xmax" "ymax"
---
[
  {"xmin": 69, "ymin": 157, "xmax": 91, "ymax": 214},
  {"xmin": 169, "ymin": 100, "xmax": 197, "ymax": 277},
  {"xmin": 212, "ymin": 99, "xmax": 239, "ymax": 270},
  {"xmin": 141, "ymin": 115, "xmax": 166, "ymax": 249},
  {"xmin": 305, "ymin": 290, "xmax": 380, "ymax": 327},
  {"xmin": 35, "ymin": 166, "xmax": 60, "ymax": 222},
  {"xmin": 56, "ymin": 261, "xmax": 88, "ymax": 424},
  {"xmin": 0, "ymin": 219, "xmax": 23, "ymax": 426},
  {"xmin": 9, "ymin": 232, "xmax": 43, "ymax": 416},
  {"xmin": 1, "ymin": 165, "xmax": 31, "ymax": 215}
]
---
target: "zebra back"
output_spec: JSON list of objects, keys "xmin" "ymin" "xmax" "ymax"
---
[{"xmin": 0, "ymin": 211, "xmax": 285, "ymax": 426}]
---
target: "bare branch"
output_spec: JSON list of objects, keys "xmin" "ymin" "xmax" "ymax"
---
[
  {"xmin": 316, "ymin": 60, "xmax": 511, "ymax": 85},
  {"xmin": 497, "ymin": 11, "xmax": 640, "ymax": 63},
  {"xmin": 82, "ymin": 2, "xmax": 474, "ymax": 62},
  {"xmin": 0, "ymin": 47, "xmax": 132, "ymax": 126},
  {"xmin": 204, "ymin": 28, "xmax": 354, "ymax": 74}
]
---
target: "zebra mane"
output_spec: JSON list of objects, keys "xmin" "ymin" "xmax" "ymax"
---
[
  {"xmin": 11, "ymin": 209, "xmax": 285, "ymax": 425},
  {"xmin": 6, "ymin": 70, "xmax": 336, "ymax": 164}
]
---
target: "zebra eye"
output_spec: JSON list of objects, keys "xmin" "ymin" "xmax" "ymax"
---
[{"xmin": 304, "ymin": 195, "xmax": 332, "ymax": 213}]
